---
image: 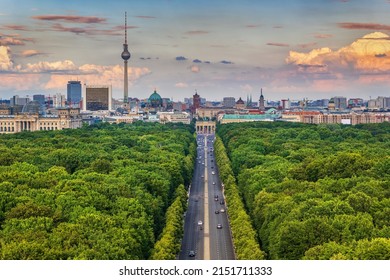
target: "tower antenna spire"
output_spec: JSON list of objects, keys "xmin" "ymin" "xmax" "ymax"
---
[{"xmin": 125, "ymin": 11, "xmax": 127, "ymax": 45}]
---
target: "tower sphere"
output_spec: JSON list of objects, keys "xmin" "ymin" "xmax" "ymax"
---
[{"xmin": 122, "ymin": 49, "xmax": 131, "ymax": 60}]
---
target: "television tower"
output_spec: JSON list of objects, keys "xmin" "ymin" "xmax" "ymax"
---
[{"xmin": 121, "ymin": 12, "xmax": 131, "ymax": 104}]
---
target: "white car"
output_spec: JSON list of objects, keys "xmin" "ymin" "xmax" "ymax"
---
[
  {"xmin": 197, "ymin": 220, "xmax": 203, "ymax": 226},
  {"xmin": 211, "ymin": 171, "xmax": 215, "ymax": 175}
]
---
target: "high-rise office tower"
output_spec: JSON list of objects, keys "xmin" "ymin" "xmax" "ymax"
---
[
  {"xmin": 83, "ymin": 85, "xmax": 112, "ymax": 111},
  {"xmin": 67, "ymin": 81, "xmax": 82, "ymax": 107}
]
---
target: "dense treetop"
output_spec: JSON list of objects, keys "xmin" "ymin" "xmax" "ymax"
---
[
  {"xmin": 217, "ymin": 121, "xmax": 390, "ymax": 260},
  {"xmin": 0, "ymin": 122, "xmax": 195, "ymax": 259}
]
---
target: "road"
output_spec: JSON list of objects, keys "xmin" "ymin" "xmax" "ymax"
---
[{"xmin": 179, "ymin": 133, "xmax": 235, "ymax": 260}]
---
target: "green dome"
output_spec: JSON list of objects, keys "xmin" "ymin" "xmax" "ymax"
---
[{"xmin": 148, "ymin": 90, "xmax": 162, "ymax": 102}]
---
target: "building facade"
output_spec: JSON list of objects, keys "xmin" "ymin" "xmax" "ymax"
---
[
  {"xmin": 83, "ymin": 85, "xmax": 112, "ymax": 111},
  {"xmin": 0, "ymin": 108, "xmax": 82, "ymax": 134},
  {"xmin": 67, "ymin": 81, "xmax": 82, "ymax": 107}
]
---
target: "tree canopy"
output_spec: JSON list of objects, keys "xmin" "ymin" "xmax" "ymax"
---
[
  {"xmin": 0, "ymin": 122, "xmax": 196, "ymax": 259},
  {"xmin": 217, "ymin": 121, "xmax": 390, "ymax": 259}
]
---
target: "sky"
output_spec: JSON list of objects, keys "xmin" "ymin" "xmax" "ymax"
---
[{"xmin": 1, "ymin": 0, "xmax": 390, "ymax": 102}]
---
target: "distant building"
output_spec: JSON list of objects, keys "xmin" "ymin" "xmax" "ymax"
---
[
  {"xmin": 148, "ymin": 89, "xmax": 163, "ymax": 109},
  {"xmin": 223, "ymin": 97, "xmax": 236, "ymax": 108},
  {"xmin": 220, "ymin": 108, "xmax": 280, "ymax": 124},
  {"xmin": 191, "ymin": 91, "xmax": 201, "ymax": 114},
  {"xmin": 33, "ymin": 94, "xmax": 45, "ymax": 106},
  {"xmin": 333, "ymin": 96, "xmax": 347, "ymax": 110},
  {"xmin": 11, "ymin": 95, "xmax": 30, "ymax": 106},
  {"xmin": 370, "ymin": 96, "xmax": 390, "ymax": 110},
  {"xmin": 0, "ymin": 108, "xmax": 82, "ymax": 134},
  {"xmin": 235, "ymin": 97, "xmax": 245, "ymax": 110},
  {"xmin": 259, "ymin": 89, "xmax": 265, "ymax": 111},
  {"xmin": 281, "ymin": 99, "xmax": 291, "ymax": 110},
  {"xmin": 83, "ymin": 85, "xmax": 112, "ymax": 111},
  {"xmin": 348, "ymin": 98, "xmax": 364, "ymax": 108},
  {"xmin": 67, "ymin": 81, "xmax": 82, "ymax": 107}
]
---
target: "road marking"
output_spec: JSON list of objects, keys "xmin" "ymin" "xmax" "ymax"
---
[{"xmin": 203, "ymin": 135, "xmax": 210, "ymax": 260}]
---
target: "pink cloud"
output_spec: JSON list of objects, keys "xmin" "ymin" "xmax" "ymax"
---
[
  {"xmin": 314, "ymin": 33, "xmax": 333, "ymax": 39},
  {"xmin": 338, "ymin": 22, "xmax": 390, "ymax": 31},
  {"xmin": 3, "ymin": 25, "xmax": 29, "ymax": 31},
  {"xmin": 267, "ymin": 42, "xmax": 290, "ymax": 47},
  {"xmin": 175, "ymin": 82, "xmax": 188, "ymax": 88},
  {"xmin": 0, "ymin": 37, "xmax": 25, "ymax": 46},
  {"xmin": 20, "ymin": 50, "xmax": 46, "ymax": 57},
  {"xmin": 32, "ymin": 15, "xmax": 106, "ymax": 24},
  {"xmin": 190, "ymin": 65, "xmax": 200, "ymax": 73},
  {"xmin": 0, "ymin": 74, "xmax": 41, "ymax": 90}
]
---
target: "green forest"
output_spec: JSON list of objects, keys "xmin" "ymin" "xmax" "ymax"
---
[
  {"xmin": 0, "ymin": 122, "xmax": 195, "ymax": 259},
  {"xmin": 217, "ymin": 121, "xmax": 390, "ymax": 260}
]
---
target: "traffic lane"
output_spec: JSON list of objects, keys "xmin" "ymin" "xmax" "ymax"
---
[
  {"xmin": 179, "ymin": 147, "xmax": 205, "ymax": 259},
  {"xmin": 207, "ymin": 142, "xmax": 235, "ymax": 260}
]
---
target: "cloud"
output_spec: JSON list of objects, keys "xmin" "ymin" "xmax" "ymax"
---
[
  {"xmin": 185, "ymin": 30, "xmax": 209, "ymax": 35},
  {"xmin": 297, "ymin": 42, "xmax": 318, "ymax": 49},
  {"xmin": 0, "ymin": 37, "xmax": 25, "ymax": 46},
  {"xmin": 240, "ymin": 84, "xmax": 253, "ymax": 92},
  {"xmin": 3, "ymin": 25, "xmax": 29, "ymax": 31},
  {"xmin": 286, "ymin": 32, "xmax": 390, "ymax": 74},
  {"xmin": 175, "ymin": 56, "xmax": 187, "ymax": 61},
  {"xmin": 338, "ymin": 22, "xmax": 390, "ymax": 31},
  {"xmin": 175, "ymin": 82, "xmax": 188, "ymax": 88},
  {"xmin": 0, "ymin": 46, "xmax": 15, "ymax": 71},
  {"xmin": 0, "ymin": 74, "xmax": 41, "ymax": 90},
  {"xmin": 48, "ymin": 23, "xmax": 130, "ymax": 36},
  {"xmin": 20, "ymin": 50, "xmax": 46, "ymax": 57},
  {"xmin": 134, "ymin": 15, "xmax": 156, "ymax": 19},
  {"xmin": 193, "ymin": 59, "xmax": 202, "ymax": 63},
  {"xmin": 267, "ymin": 42, "xmax": 290, "ymax": 47},
  {"xmin": 220, "ymin": 60, "xmax": 233, "ymax": 64},
  {"xmin": 23, "ymin": 60, "xmax": 78, "ymax": 73},
  {"xmin": 314, "ymin": 33, "xmax": 333, "ymax": 39},
  {"xmin": 45, "ymin": 65, "xmax": 150, "ymax": 90},
  {"xmin": 190, "ymin": 65, "xmax": 200, "ymax": 73},
  {"xmin": 32, "ymin": 15, "xmax": 106, "ymax": 24}
]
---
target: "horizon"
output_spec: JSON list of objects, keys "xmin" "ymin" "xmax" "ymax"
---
[{"xmin": 1, "ymin": 0, "xmax": 390, "ymax": 101}]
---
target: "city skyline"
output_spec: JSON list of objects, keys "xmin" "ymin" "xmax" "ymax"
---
[{"xmin": 1, "ymin": 0, "xmax": 390, "ymax": 101}]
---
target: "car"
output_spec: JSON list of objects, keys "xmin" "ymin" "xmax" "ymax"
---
[
  {"xmin": 188, "ymin": 250, "xmax": 195, "ymax": 257},
  {"xmin": 214, "ymin": 197, "xmax": 218, "ymax": 201},
  {"xmin": 211, "ymin": 171, "xmax": 215, "ymax": 175},
  {"xmin": 220, "ymin": 208, "xmax": 225, "ymax": 213},
  {"xmin": 220, "ymin": 200, "xmax": 225, "ymax": 205},
  {"xmin": 212, "ymin": 182, "xmax": 216, "ymax": 185},
  {"xmin": 217, "ymin": 224, "xmax": 222, "ymax": 229},
  {"xmin": 197, "ymin": 220, "xmax": 203, "ymax": 226},
  {"xmin": 201, "ymin": 175, "xmax": 204, "ymax": 178},
  {"xmin": 215, "ymin": 210, "xmax": 219, "ymax": 214},
  {"xmin": 214, "ymin": 194, "xmax": 218, "ymax": 198}
]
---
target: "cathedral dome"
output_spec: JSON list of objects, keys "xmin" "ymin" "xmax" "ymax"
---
[
  {"xmin": 236, "ymin": 97, "xmax": 245, "ymax": 104},
  {"xmin": 148, "ymin": 90, "xmax": 163, "ymax": 108},
  {"xmin": 148, "ymin": 90, "xmax": 162, "ymax": 102}
]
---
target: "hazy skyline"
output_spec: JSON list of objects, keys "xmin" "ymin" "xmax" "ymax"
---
[{"xmin": 1, "ymin": 0, "xmax": 390, "ymax": 101}]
